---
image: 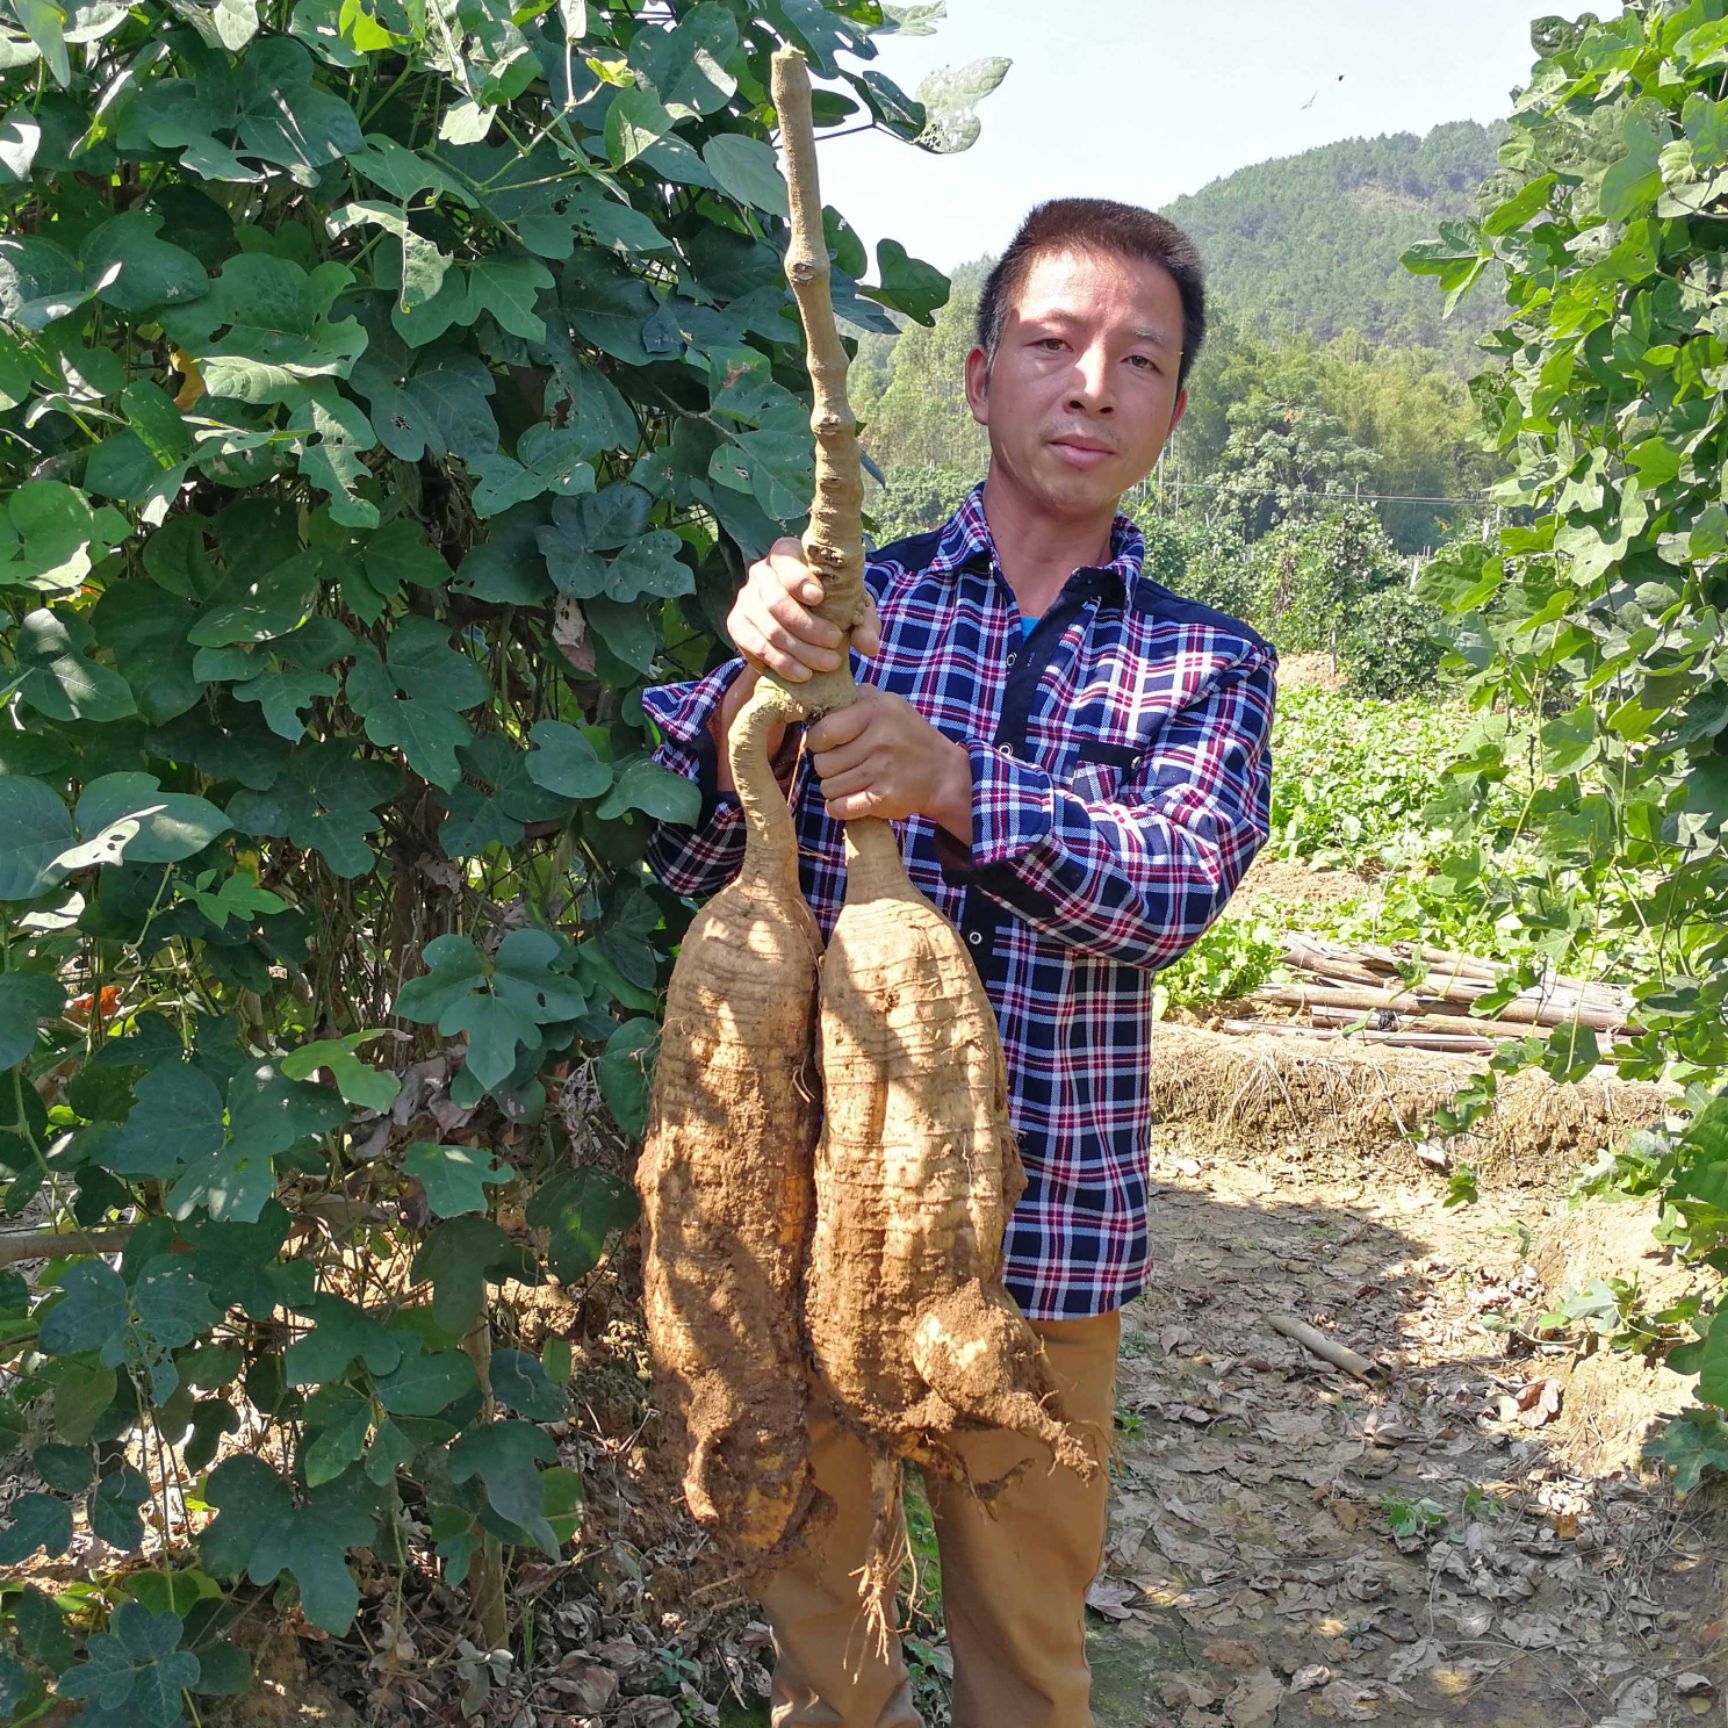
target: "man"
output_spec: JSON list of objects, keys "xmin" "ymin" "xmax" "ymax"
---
[{"xmin": 642, "ymin": 197, "xmax": 1277, "ymax": 1727}]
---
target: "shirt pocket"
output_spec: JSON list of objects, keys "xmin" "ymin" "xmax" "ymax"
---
[{"xmin": 1066, "ymin": 737, "xmax": 1145, "ymax": 804}]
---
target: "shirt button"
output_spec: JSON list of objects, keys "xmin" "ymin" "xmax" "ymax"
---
[
  {"xmin": 967, "ymin": 931, "xmax": 983, "ymax": 947},
  {"xmin": 997, "ymin": 743, "xmax": 1013, "ymax": 757},
  {"xmin": 1007, "ymin": 650, "xmax": 1017, "ymax": 665}
]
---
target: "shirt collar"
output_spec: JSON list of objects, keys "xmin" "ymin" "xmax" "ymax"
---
[{"xmin": 925, "ymin": 480, "xmax": 1148, "ymax": 603}]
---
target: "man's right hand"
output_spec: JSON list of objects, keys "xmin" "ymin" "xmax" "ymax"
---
[
  {"xmin": 712, "ymin": 538, "xmax": 880, "ymax": 795},
  {"xmin": 726, "ymin": 536, "xmax": 881, "ymax": 683}
]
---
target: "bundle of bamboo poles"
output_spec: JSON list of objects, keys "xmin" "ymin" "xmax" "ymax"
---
[{"xmin": 1219, "ymin": 934, "xmax": 1639, "ymax": 1057}]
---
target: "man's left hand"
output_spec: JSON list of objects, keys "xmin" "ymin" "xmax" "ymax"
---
[{"xmin": 807, "ymin": 687, "xmax": 974, "ymax": 842}]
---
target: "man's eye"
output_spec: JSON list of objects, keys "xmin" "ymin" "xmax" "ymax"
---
[
  {"xmin": 1036, "ymin": 337, "xmax": 1064, "ymax": 350},
  {"xmin": 1127, "ymin": 354, "xmax": 1156, "ymax": 371}
]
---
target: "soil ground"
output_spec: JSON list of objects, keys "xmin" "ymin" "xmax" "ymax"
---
[
  {"xmin": 697, "ymin": 1127, "xmax": 1725, "ymax": 1728},
  {"xmin": 1079, "ymin": 1135, "xmax": 1726, "ymax": 1728}
]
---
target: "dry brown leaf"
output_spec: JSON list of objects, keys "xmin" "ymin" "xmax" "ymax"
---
[
  {"xmin": 1496, "ymin": 1377, "xmax": 1562, "ymax": 1426},
  {"xmin": 1084, "ymin": 1575, "xmax": 1140, "ymax": 1621}
]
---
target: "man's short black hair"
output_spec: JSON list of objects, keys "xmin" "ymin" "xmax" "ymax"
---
[{"xmin": 976, "ymin": 198, "xmax": 1207, "ymax": 393}]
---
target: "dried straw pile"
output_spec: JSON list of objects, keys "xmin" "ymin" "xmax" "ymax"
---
[{"xmin": 1147, "ymin": 1024, "xmax": 1673, "ymax": 1188}]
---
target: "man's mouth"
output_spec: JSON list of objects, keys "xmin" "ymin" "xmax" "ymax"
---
[{"xmin": 1050, "ymin": 437, "xmax": 1114, "ymax": 468}]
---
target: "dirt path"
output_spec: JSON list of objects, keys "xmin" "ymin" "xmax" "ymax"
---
[{"xmin": 1083, "ymin": 1144, "xmax": 1726, "ymax": 1728}]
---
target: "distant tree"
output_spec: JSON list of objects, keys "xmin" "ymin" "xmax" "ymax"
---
[
  {"xmin": 1249, "ymin": 503, "xmax": 1404, "ymax": 651},
  {"xmin": 856, "ymin": 263, "xmax": 989, "ymax": 472},
  {"xmin": 1206, "ymin": 392, "xmax": 1376, "ymax": 542},
  {"xmin": 866, "ymin": 463, "xmax": 981, "ymax": 544}
]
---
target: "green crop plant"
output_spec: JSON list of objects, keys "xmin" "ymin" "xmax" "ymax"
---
[
  {"xmin": 0, "ymin": 0, "xmax": 985, "ymax": 1717},
  {"xmin": 1404, "ymin": 1, "xmax": 1728, "ymax": 1486}
]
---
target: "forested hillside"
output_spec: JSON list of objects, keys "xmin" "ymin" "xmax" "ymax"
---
[{"xmin": 1162, "ymin": 120, "xmax": 1504, "ymax": 357}]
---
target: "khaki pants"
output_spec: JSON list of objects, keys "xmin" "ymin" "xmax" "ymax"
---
[{"xmin": 761, "ymin": 1310, "xmax": 1121, "ymax": 1728}]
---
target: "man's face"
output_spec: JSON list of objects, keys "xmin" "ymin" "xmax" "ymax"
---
[{"xmin": 964, "ymin": 247, "xmax": 1188, "ymax": 523}]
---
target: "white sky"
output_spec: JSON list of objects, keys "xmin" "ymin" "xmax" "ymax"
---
[{"xmin": 815, "ymin": 0, "xmax": 1576, "ymax": 271}]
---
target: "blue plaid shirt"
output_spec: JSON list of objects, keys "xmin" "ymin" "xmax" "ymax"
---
[{"xmin": 641, "ymin": 485, "xmax": 1277, "ymax": 1320}]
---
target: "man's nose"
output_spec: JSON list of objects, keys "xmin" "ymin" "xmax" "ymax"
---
[{"xmin": 1066, "ymin": 343, "xmax": 1114, "ymax": 413}]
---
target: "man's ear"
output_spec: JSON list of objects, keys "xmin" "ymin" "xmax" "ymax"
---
[
  {"xmin": 1169, "ymin": 387, "xmax": 1188, "ymax": 436},
  {"xmin": 964, "ymin": 345, "xmax": 990, "ymax": 426}
]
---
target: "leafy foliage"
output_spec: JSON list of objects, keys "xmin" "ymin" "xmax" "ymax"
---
[
  {"xmin": 0, "ymin": 0, "xmax": 966, "ymax": 1707},
  {"xmin": 1402, "ymin": 1, "xmax": 1728, "ymax": 1468}
]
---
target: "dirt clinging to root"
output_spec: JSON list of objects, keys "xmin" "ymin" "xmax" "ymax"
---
[
  {"xmin": 635, "ymin": 688, "xmax": 824, "ymax": 1559},
  {"xmin": 804, "ymin": 818, "xmax": 1097, "ymax": 1634}
]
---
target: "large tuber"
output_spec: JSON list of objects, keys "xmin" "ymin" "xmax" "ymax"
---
[{"xmin": 636, "ymin": 685, "xmax": 824, "ymax": 1556}]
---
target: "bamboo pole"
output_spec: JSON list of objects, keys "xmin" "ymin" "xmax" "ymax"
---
[
  {"xmin": 1255, "ymin": 980, "xmax": 1633, "ymax": 1034},
  {"xmin": 1304, "ymin": 1004, "xmax": 1561, "ymax": 1041},
  {"xmin": 1219, "ymin": 1020, "xmax": 1499, "ymax": 1054},
  {"xmin": 1269, "ymin": 1314, "xmax": 1387, "ymax": 1386}
]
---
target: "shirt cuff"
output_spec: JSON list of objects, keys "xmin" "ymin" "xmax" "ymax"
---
[{"xmin": 933, "ymin": 739, "xmax": 1057, "ymax": 880}]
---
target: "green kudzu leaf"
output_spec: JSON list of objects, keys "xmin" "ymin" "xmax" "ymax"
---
[
  {"xmin": 103, "ymin": 1061, "xmax": 225, "ymax": 1181},
  {"xmin": 867, "ymin": 237, "xmax": 949, "ymax": 325},
  {"xmin": 303, "ymin": 1387, "xmax": 372, "ymax": 1487},
  {"xmin": 468, "ymin": 424, "xmax": 593, "ymax": 516},
  {"xmin": 135, "ymin": 1257, "xmax": 220, "ymax": 1352},
  {"xmin": 228, "ymin": 1057, "xmax": 349, "ymax": 1158},
  {"xmin": 0, "ymin": 775, "xmax": 75, "ymax": 901},
  {"xmin": 285, "ymin": 1294, "xmax": 403, "ymax": 1385},
  {"xmin": 0, "ymin": 1492, "xmax": 73, "ymax": 1564},
  {"xmin": 188, "ymin": 1640, "xmax": 252, "ymax": 1698},
  {"xmin": 32, "ymin": 1441, "xmax": 94, "ymax": 1494},
  {"xmin": 73, "ymin": 773, "xmax": 229, "ymax": 865},
  {"xmin": 0, "ymin": 971, "xmax": 65, "ymax": 1067},
  {"xmin": 187, "ymin": 549, "xmax": 322, "ymax": 647},
  {"xmin": 411, "ymin": 1215, "xmax": 532, "ymax": 1333},
  {"xmin": 371, "ymin": 1344, "xmax": 480, "ymax": 1415},
  {"xmin": 89, "ymin": 1464, "xmax": 150, "ymax": 1549},
  {"xmin": 57, "ymin": 1602, "xmax": 198, "ymax": 1726},
  {"xmin": 526, "ymin": 1165, "xmax": 639, "ymax": 1283},
  {"xmin": 492, "ymin": 927, "xmax": 588, "ymax": 1020},
  {"xmin": 365, "ymin": 1418, "xmax": 415, "ymax": 1485},
  {"xmin": 48, "ymin": 1359, "xmax": 118, "ymax": 1444},
  {"xmin": 82, "ymin": 212, "xmax": 211, "ymax": 317},
  {"xmin": 526, "ymin": 720, "xmax": 613, "ymax": 800},
  {"xmin": 597, "ymin": 756, "xmax": 701, "ymax": 824},
  {"xmin": 631, "ymin": 3, "xmax": 738, "ymax": 116},
  {"xmin": 281, "ymin": 1029, "xmax": 401, "ymax": 1111},
  {"xmin": 489, "ymin": 1347, "xmax": 569, "ymax": 1421},
  {"xmin": 225, "ymin": 744, "xmax": 400, "ymax": 880},
  {"xmin": 3, "ymin": 488, "xmax": 132, "ymax": 593},
  {"xmin": 0, "ymin": 1654, "xmax": 26, "ymax": 1721},
  {"xmin": 395, "ymin": 934, "xmax": 487, "ymax": 1022},
  {"xmin": 702, "ymin": 132, "xmax": 788, "ymax": 215},
  {"xmin": 38, "ymin": 1260, "xmax": 130, "ymax": 1360},
  {"xmin": 544, "ymin": 529, "xmax": 695, "ymax": 604},
  {"xmin": 166, "ymin": 1141, "xmax": 279, "ymax": 1225},
  {"xmin": 397, "ymin": 930, "xmax": 585, "ymax": 1088},
  {"xmin": 0, "ymin": 235, "xmax": 85, "ymax": 329},
  {"xmin": 201, "ymin": 1455, "xmax": 375, "ymax": 1635},
  {"xmin": 404, "ymin": 1143, "xmax": 510, "ymax": 1217},
  {"xmin": 598, "ymin": 1016, "xmax": 657, "ymax": 1137},
  {"xmin": 606, "ymin": 86, "xmax": 677, "ymax": 167},
  {"xmin": 1646, "ymin": 1404, "xmax": 1728, "ymax": 1494},
  {"xmin": 91, "ymin": 580, "xmax": 203, "ymax": 725},
  {"xmin": 447, "ymin": 1419, "xmax": 559, "ymax": 1553},
  {"xmin": 14, "ymin": 1582, "xmax": 73, "ymax": 1671},
  {"xmin": 15, "ymin": 607, "xmax": 136, "ymax": 721}
]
